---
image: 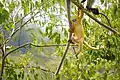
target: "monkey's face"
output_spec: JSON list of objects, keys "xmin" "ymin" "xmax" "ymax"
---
[{"xmin": 70, "ymin": 16, "xmax": 79, "ymax": 25}]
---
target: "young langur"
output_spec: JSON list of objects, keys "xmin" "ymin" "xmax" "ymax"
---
[{"xmin": 69, "ymin": 9, "xmax": 102, "ymax": 56}]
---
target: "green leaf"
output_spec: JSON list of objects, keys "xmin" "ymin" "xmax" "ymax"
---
[{"xmin": 0, "ymin": 8, "xmax": 9, "ymax": 23}]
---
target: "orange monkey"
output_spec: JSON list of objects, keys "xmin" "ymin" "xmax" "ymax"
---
[{"xmin": 69, "ymin": 9, "xmax": 102, "ymax": 56}]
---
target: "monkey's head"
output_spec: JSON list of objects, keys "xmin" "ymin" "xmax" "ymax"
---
[{"xmin": 70, "ymin": 15, "xmax": 79, "ymax": 25}]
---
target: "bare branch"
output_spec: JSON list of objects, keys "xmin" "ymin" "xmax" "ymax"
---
[
  {"xmin": 55, "ymin": 0, "xmax": 72, "ymax": 76},
  {"xmin": 72, "ymin": 47, "xmax": 78, "ymax": 59},
  {"xmin": 31, "ymin": 43, "xmax": 77, "ymax": 47},
  {"xmin": 0, "ymin": 44, "xmax": 6, "ymax": 80},
  {"xmin": 55, "ymin": 43, "xmax": 71, "ymax": 75},
  {"xmin": 4, "ymin": 43, "xmax": 77, "ymax": 62}
]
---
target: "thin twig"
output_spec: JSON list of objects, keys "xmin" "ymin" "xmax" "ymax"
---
[
  {"xmin": 4, "ymin": 13, "xmax": 35, "ymax": 44},
  {"xmin": 55, "ymin": 0, "xmax": 72, "ymax": 75},
  {"xmin": 0, "ymin": 43, "xmax": 31, "ymax": 80},
  {"xmin": 55, "ymin": 42, "xmax": 71, "ymax": 75},
  {"xmin": 31, "ymin": 43, "xmax": 77, "ymax": 47},
  {"xmin": 3, "ymin": 43, "xmax": 77, "ymax": 64},
  {"xmin": 4, "ymin": 66, "xmax": 55, "ymax": 73},
  {"xmin": 72, "ymin": 47, "xmax": 78, "ymax": 59},
  {"xmin": 0, "ymin": 44, "xmax": 6, "ymax": 80}
]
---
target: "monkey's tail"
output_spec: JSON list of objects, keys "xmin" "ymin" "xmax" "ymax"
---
[
  {"xmin": 99, "ymin": 13, "xmax": 111, "ymax": 27},
  {"xmin": 83, "ymin": 41, "xmax": 103, "ymax": 50}
]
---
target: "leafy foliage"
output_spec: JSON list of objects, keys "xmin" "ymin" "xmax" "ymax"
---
[{"xmin": 0, "ymin": 0, "xmax": 120, "ymax": 80}]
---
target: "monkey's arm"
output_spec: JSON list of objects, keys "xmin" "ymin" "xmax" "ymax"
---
[{"xmin": 78, "ymin": 9, "xmax": 84, "ymax": 19}]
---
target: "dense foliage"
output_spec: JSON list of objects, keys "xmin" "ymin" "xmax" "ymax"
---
[{"xmin": 0, "ymin": 0, "xmax": 120, "ymax": 80}]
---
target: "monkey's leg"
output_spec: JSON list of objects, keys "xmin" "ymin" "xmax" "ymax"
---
[{"xmin": 76, "ymin": 38, "xmax": 84, "ymax": 56}]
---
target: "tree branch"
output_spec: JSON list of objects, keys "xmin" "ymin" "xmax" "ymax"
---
[
  {"xmin": 55, "ymin": 0, "xmax": 72, "ymax": 76},
  {"xmin": 0, "ymin": 44, "xmax": 6, "ymax": 80},
  {"xmin": 31, "ymin": 43, "xmax": 77, "ymax": 47},
  {"xmin": 4, "ymin": 65, "xmax": 55, "ymax": 73},
  {"xmin": 5, "ymin": 43, "xmax": 77, "ymax": 60},
  {"xmin": 72, "ymin": 0, "xmax": 120, "ymax": 36}
]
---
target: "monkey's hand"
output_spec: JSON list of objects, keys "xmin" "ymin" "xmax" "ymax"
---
[{"xmin": 68, "ymin": 24, "xmax": 75, "ymax": 33}]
